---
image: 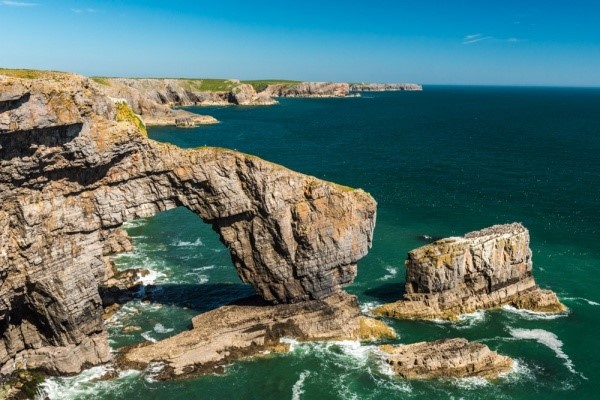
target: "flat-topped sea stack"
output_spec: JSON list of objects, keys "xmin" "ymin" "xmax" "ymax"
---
[
  {"xmin": 0, "ymin": 70, "xmax": 378, "ymax": 376},
  {"xmin": 374, "ymin": 223, "xmax": 565, "ymax": 320},
  {"xmin": 379, "ymin": 338, "xmax": 513, "ymax": 379}
]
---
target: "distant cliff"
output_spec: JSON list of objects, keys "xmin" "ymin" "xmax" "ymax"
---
[{"xmin": 350, "ymin": 83, "xmax": 422, "ymax": 91}]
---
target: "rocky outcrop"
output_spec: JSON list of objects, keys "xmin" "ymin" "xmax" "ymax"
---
[
  {"xmin": 0, "ymin": 72, "xmax": 377, "ymax": 376},
  {"xmin": 263, "ymin": 82, "xmax": 351, "ymax": 98},
  {"xmin": 350, "ymin": 83, "xmax": 422, "ymax": 91},
  {"xmin": 379, "ymin": 338, "xmax": 512, "ymax": 379},
  {"xmin": 96, "ymin": 78, "xmax": 218, "ymax": 126},
  {"xmin": 102, "ymin": 78, "xmax": 276, "ymax": 110},
  {"xmin": 374, "ymin": 223, "xmax": 565, "ymax": 320},
  {"xmin": 119, "ymin": 292, "xmax": 394, "ymax": 379}
]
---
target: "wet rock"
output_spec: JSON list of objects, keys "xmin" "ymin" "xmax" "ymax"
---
[{"xmin": 379, "ymin": 338, "xmax": 512, "ymax": 379}]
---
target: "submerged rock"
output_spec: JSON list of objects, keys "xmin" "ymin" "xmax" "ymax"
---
[
  {"xmin": 379, "ymin": 338, "xmax": 512, "ymax": 379},
  {"xmin": 118, "ymin": 292, "xmax": 395, "ymax": 379},
  {"xmin": 374, "ymin": 223, "xmax": 565, "ymax": 320},
  {"xmin": 0, "ymin": 71, "xmax": 377, "ymax": 376}
]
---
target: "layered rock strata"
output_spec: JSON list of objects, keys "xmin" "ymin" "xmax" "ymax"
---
[
  {"xmin": 0, "ymin": 72, "xmax": 377, "ymax": 376},
  {"xmin": 379, "ymin": 338, "xmax": 512, "ymax": 379},
  {"xmin": 119, "ymin": 292, "xmax": 395, "ymax": 379},
  {"xmin": 350, "ymin": 83, "xmax": 423, "ymax": 91},
  {"xmin": 374, "ymin": 223, "xmax": 565, "ymax": 320}
]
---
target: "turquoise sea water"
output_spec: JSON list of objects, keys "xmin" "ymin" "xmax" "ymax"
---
[{"xmin": 39, "ymin": 87, "xmax": 600, "ymax": 399}]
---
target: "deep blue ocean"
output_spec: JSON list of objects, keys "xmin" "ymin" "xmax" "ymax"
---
[{"xmin": 39, "ymin": 87, "xmax": 600, "ymax": 399}]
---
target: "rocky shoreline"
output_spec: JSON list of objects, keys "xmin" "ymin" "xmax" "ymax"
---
[{"xmin": 0, "ymin": 69, "xmax": 565, "ymax": 397}]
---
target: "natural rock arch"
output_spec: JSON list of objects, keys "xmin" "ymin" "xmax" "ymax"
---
[{"xmin": 0, "ymin": 73, "xmax": 377, "ymax": 375}]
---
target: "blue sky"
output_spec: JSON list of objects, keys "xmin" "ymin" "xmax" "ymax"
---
[{"xmin": 1, "ymin": 0, "xmax": 599, "ymax": 86}]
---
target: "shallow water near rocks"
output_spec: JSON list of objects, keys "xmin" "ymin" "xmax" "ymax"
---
[{"xmin": 39, "ymin": 87, "xmax": 600, "ymax": 399}]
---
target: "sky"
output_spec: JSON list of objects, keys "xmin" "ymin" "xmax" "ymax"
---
[{"xmin": 1, "ymin": 0, "xmax": 600, "ymax": 86}]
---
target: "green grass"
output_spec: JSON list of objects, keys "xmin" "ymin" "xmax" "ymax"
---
[
  {"xmin": 91, "ymin": 77, "xmax": 111, "ymax": 86},
  {"xmin": 241, "ymin": 79, "xmax": 301, "ymax": 92},
  {"xmin": 182, "ymin": 79, "xmax": 238, "ymax": 92},
  {"xmin": 0, "ymin": 68, "xmax": 46, "ymax": 79}
]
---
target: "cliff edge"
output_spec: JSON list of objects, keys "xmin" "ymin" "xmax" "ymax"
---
[{"xmin": 0, "ymin": 71, "xmax": 377, "ymax": 376}]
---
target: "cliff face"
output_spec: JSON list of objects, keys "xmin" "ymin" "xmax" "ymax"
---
[
  {"xmin": 0, "ymin": 72, "xmax": 377, "ymax": 375},
  {"xmin": 374, "ymin": 223, "xmax": 565, "ymax": 320},
  {"xmin": 263, "ymin": 82, "xmax": 350, "ymax": 98},
  {"xmin": 350, "ymin": 83, "xmax": 422, "ymax": 91}
]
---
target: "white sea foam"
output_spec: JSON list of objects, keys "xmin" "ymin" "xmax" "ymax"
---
[
  {"xmin": 279, "ymin": 337, "xmax": 300, "ymax": 351},
  {"xmin": 193, "ymin": 265, "xmax": 215, "ymax": 272},
  {"xmin": 455, "ymin": 310, "xmax": 486, "ymax": 329},
  {"xmin": 291, "ymin": 370, "xmax": 311, "ymax": 400},
  {"xmin": 359, "ymin": 301, "xmax": 381, "ymax": 314},
  {"xmin": 451, "ymin": 376, "xmax": 490, "ymax": 390},
  {"xmin": 153, "ymin": 323, "xmax": 174, "ymax": 334},
  {"xmin": 144, "ymin": 362, "xmax": 166, "ymax": 383},
  {"xmin": 379, "ymin": 266, "xmax": 398, "ymax": 281},
  {"xmin": 137, "ymin": 268, "xmax": 167, "ymax": 286},
  {"xmin": 502, "ymin": 305, "xmax": 568, "ymax": 320},
  {"xmin": 122, "ymin": 219, "xmax": 149, "ymax": 229},
  {"xmin": 563, "ymin": 297, "xmax": 600, "ymax": 306},
  {"xmin": 141, "ymin": 331, "xmax": 157, "ymax": 343},
  {"xmin": 36, "ymin": 367, "xmax": 140, "ymax": 400},
  {"xmin": 172, "ymin": 238, "xmax": 204, "ymax": 247},
  {"xmin": 509, "ymin": 328, "xmax": 584, "ymax": 378},
  {"xmin": 499, "ymin": 359, "xmax": 535, "ymax": 384}
]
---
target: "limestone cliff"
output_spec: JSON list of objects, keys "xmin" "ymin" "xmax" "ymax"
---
[
  {"xmin": 350, "ymin": 83, "xmax": 423, "ymax": 91},
  {"xmin": 263, "ymin": 82, "xmax": 351, "ymax": 98},
  {"xmin": 0, "ymin": 71, "xmax": 377, "ymax": 376},
  {"xmin": 374, "ymin": 223, "xmax": 565, "ymax": 320}
]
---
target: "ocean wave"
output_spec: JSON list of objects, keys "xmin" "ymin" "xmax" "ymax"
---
[
  {"xmin": 359, "ymin": 301, "xmax": 381, "ymax": 314},
  {"xmin": 455, "ymin": 310, "xmax": 487, "ymax": 329},
  {"xmin": 36, "ymin": 366, "xmax": 140, "ymax": 400},
  {"xmin": 141, "ymin": 331, "xmax": 157, "ymax": 343},
  {"xmin": 291, "ymin": 370, "xmax": 311, "ymax": 400},
  {"xmin": 154, "ymin": 323, "xmax": 174, "ymax": 334},
  {"xmin": 451, "ymin": 376, "xmax": 490, "ymax": 390},
  {"xmin": 562, "ymin": 297, "xmax": 600, "ymax": 306},
  {"xmin": 144, "ymin": 362, "xmax": 166, "ymax": 383},
  {"xmin": 508, "ymin": 328, "xmax": 585, "ymax": 378},
  {"xmin": 498, "ymin": 359, "xmax": 535, "ymax": 384},
  {"xmin": 502, "ymin": 305, "xmax": 568, "ymax": 320},
  {"xmin": 172, "ymin": 238, "xmax": 204, "ymax": 247},
  {"xmin": 122, "ymin": 219, "xmax": 149, "ymax": 229},
  {"xmin": 378, "ymin": 266, "xmax": 398, "ymax": 281}
]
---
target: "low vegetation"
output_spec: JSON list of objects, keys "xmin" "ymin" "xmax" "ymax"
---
[
  {"xmin": 115, "ymin": 101, "xmax": 147, "ymax": 136},
  {"xmin": 0, "ymin": 68, "xmax": 46, "ymax": 79},
  {"xmin": 182, "ymin": 79, "xmax": 238, "ymax": 92},
  {"xmin": 242, "ymin": 79, "xmax": 300, "ymax": 92},
  {"xmin": 91, "ymin": 77, "xmax": 111, "ymax": 86}
]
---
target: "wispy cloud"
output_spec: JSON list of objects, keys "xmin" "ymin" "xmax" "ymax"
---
[
  {"xmin": 462, "ymin": 34, "xmax": 493, "ymax": 45},
  {"xmin": 2, "ymin": 1, "xmax": 38, "ymax": 6},
  {"xmin": 71, "ymin": 8, "xmax": 100, "ymax": 13}
]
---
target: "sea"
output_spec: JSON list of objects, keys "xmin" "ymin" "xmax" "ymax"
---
[{"xmin": 37, "ymin": 86, "xmax": 600, "ymax": 399}]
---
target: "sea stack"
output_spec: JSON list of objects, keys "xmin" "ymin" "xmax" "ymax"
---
[{"xmin": 374, "ymin": 223, "xmax": 565, "ymax": 320}]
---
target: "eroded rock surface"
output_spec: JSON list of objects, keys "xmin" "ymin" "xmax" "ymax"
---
[
  {"xmin": 374, "ymin": 223, "xmax": 565, "ymax": 320},
  {"xmin": 120, "ymin": 292, "xmax": 395, "ymax": 379},
  {"xmin": 0, "ymin": 72, "xmax": 377, "ymax": 375},
  {"xmin": 379, "ymin": 338, "xmax": 512, "ymax": 379},
  {"xmin": 350, "ymin": 83, "xmax": 423, "ymax": 91}
]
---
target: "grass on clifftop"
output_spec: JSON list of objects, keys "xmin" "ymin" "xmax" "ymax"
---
[
  {"xmin": 182, "ymin": 79, "xmax": 239, "ymax": 92},
  {"xmin": 115, "ymin": 102, "xmax": 147, "ymax": 136},
  {"xmin": 91, "ymin": 77, "xmax": 111, "ymax": 86},
  {"xmin": 0, "ymin": 68, "xmax": 47, "ymax": 79},
  {"xmin": 242, "ymin": 80, "xmax": 301, "ymax": 92}
]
